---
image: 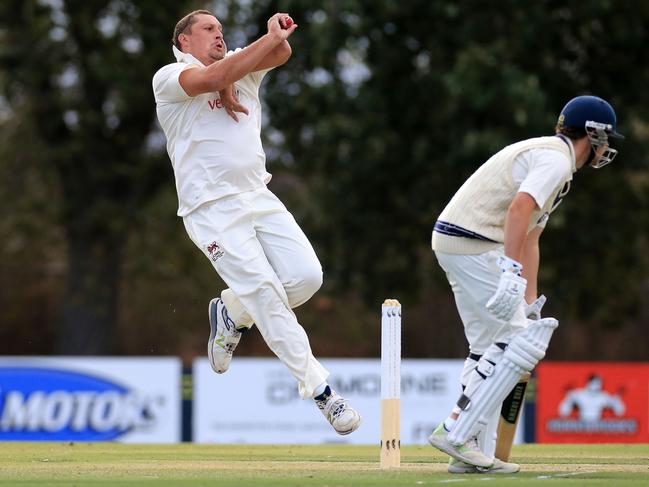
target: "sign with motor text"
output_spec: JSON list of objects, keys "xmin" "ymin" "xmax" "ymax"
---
[{"xmin": 0, "ymin": 357, "xmax": 181, "ymax": 442}]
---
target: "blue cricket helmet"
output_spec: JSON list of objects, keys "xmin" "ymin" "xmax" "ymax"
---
[
  {"xmin": 557, "ymin": 95, "xmax": 624, "ymax": 139},
  {"xmin": 557, "ymin": 95, "xmax": 623, "ymax": 168}
]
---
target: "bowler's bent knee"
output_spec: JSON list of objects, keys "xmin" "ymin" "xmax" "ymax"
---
[{"xmin": 285, "ymin": 265, "xmax": 323, "ymax": 308}]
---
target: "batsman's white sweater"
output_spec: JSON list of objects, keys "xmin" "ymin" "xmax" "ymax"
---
[{"xmin": 432, "ymin": 136, "xmax": 573, "ymax": 254}]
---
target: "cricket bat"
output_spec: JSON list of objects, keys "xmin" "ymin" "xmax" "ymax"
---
[{"xmin": 495, "ymin": 372, "xmax": 530, "ymax": 461}]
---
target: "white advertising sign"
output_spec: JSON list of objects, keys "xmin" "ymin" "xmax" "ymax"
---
[
  {"xmin": 194, "ymin": 358, "xmax": 518, "ymax": 445},
  {"xmin": 0, "ymin": 357, "xmax": 181, "ymax": 443}
]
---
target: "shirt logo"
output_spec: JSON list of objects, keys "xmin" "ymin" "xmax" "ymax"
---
[
  {"xmin": 207, "ymin": 89, "xmax": 241, "ymax": 111},
  {"xmin": 550, "ymin": 181, "xmax": 571, "ymax": 212},
  {"xmin": 207, "ymin": 99, "xmax": 223, "ymax": 110}
]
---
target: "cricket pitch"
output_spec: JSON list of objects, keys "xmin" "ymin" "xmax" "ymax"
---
[{"xmin": 0, "ymin": 443, "xmax": 647, "ymax": 486}]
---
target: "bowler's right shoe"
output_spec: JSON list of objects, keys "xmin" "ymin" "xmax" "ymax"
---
[
  {"xmin": 315, "ymin": 389, "xmax": 362, "ymax": 435},
  {"xmin": 208, "ymin": 298, "xmax": 241, "ymax": 374},
  {"xmin": 449, "ymin": 457, "xmax": 520, "ymax": 474},
  {"xmin": 428, "ymin": 422, "xmax": 494, "ymax": 469}
]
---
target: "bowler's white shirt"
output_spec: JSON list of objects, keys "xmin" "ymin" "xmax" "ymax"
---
[{"xmin": 153, "ymin": 46, "xmax": 272, "ymax": 217}]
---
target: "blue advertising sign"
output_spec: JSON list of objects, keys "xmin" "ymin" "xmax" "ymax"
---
[{"xmin": 0, "ymin": 366, "xmax": 157, "ymax": 441}]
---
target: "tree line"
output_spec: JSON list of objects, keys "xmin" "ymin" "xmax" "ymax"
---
[{"xmin": 1, "ymin": 0, "xmax": 647, "ymax": 361}]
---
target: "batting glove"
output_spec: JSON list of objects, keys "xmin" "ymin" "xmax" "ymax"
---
[
  {"xmin": 486, "ymin": 256, "xmax": 527, "ymax": 322},
  {"xmin": 525, "ymin": 294, "xmax": 547, "ymax": 321}
]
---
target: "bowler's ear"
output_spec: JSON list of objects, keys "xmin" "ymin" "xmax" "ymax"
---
[{"xmin": 177, "ymin": 33, "xmax": 188, "ymax": 51}]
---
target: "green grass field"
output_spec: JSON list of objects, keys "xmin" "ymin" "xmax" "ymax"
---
[{"xmin": 0, "ymin": 443, "xmax": 647, "ymax": 486}]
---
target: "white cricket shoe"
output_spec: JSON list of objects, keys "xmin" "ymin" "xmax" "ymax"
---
[
  {"xmin": 428, "ymin": 422, "xmax": 494, "ymax": 469},
  {"xmin": 207, "ymin": 298, "xmax": 241, "ymax": 374},
  {"xmin": 449, "ymin": 457, "xmax": 520, "ymax": 474},
  {"xmin": 315, "ymin": 389, "xmax": 362, "ymax": 435}
]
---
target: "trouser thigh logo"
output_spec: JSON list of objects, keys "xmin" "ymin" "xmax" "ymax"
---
[{"xmin": 206, "ymin": 241, "xmax": 225, "ymax": 262}]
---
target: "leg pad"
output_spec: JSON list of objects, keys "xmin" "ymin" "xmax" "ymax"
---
[{"xmin": 448, "ymin": 318, "xmax": 558, "ymax": 445}]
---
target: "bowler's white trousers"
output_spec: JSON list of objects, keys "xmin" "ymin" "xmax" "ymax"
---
[
  {"xmin": 183, "ymin": 187, "xmax": 329, "ymax": 398},
  {"xmin": 435, "ymin": 249, "xmax": 528, "ymax": 355}
]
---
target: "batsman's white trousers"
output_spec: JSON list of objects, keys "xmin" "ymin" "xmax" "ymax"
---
[
  {"xmin": 183, "ymin": 187, "xmax": 329, "ymax": 399},
  {"xmin": 435, "ymin": 250, "xmax": 528, "ymax": 354}
]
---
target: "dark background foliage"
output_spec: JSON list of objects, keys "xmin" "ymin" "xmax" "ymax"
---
[{"xmin": 1, "ymin": 0, "xmax": 647, "ymax": 363}]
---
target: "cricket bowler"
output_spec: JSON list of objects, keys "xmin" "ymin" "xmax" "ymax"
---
[{"xmin": 152, "ymin": 10, "xmax": 361, "ymax": 435}]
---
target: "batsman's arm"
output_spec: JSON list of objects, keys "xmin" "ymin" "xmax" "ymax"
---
[
  {"xmin": 486, "ymin": 192, "xmax": 536, "ymax": 321},
  {"xmin": 520, "ymin": 225, "xmax": 543, "ymax": 303},
  {"xmin": 503, "ymin": 192, "xmax": 538, "ymax": 263}
]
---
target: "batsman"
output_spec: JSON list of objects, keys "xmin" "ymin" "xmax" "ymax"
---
[{"xmin": 428, "ymin": 96, "xmax": 623, "ymax": 473}]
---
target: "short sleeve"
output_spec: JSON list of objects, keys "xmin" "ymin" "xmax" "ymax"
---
[
  {"xmin": 518, "ymin": 149, "xmax": 572, "ymax": 209},
  {"xmin": 249, "ymin": 67, "xmax": 272, "ymax": 87},
  {"xmin": 152, "ymin": 63, "xmax": 195, "ymax": 103}
]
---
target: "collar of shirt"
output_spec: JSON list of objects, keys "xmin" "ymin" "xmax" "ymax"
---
[
  {"xmin": 172, "ymin": 45, "xmax": 205, "ymax": 67},
  {"xmin": 555, "ymin": 134, "xmax": 577, "ymax": 173}
]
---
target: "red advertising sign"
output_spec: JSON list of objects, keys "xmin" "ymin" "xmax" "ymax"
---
[{"xmin": 536, "ymin": 362, "xmax": 649, "ymax": 443}]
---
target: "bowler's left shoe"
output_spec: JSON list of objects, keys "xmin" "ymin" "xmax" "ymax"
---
[
  {"xmin": 207, "ymin": 298, "xmax": 241, "ymax": 374},
  {"xmin": 315, "ymin": 389, "xmax": 362, "ymax": 435}
]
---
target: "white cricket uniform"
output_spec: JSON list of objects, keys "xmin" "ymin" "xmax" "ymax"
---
[
  {"xmin": 153, "ymin": 47, "xmax": 328, "ymax": 398},
  {"xmin": 432, "ymin": 137, "xmax": 576, "ymax": 355}
]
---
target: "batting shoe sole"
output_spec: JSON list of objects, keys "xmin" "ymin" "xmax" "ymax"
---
[
  {"xmin": 449, "ymin": 457, "xmax": 520, "ymax": 474},
  {"xmin": 428, "ymin": 423, "xmax": 494, "ymax": 469}
]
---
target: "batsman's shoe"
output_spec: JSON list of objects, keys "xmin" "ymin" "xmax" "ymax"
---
[
  {"xmin": 315, "ymin": 389, "xmax": 362, "ymax": 435},
  {"xmin": 428, "ymin": 423, "xmax": 494, "ymax": 469},
  {"xmin": 449, "ymin": 457, "xmax": 520, "ymax": 474},
  {"xmin": 208, "ymin": 298, "xmax": 241, "ymax": 374},
  {"xmin": 478, "ymin": 458, "xmax": 520, "ymax": 474}
]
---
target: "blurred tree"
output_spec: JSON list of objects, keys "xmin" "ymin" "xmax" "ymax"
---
[
  {"xmin": 251, "ymin": 0, "xmax": 649, "ymax": 331},
  {"xmin": 0, "ymin": 0, "xmax": 192, "ymax": 353},
  {"xmin": 0, "ymin": 0, "xmax": 647, "ymax": 360}
]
